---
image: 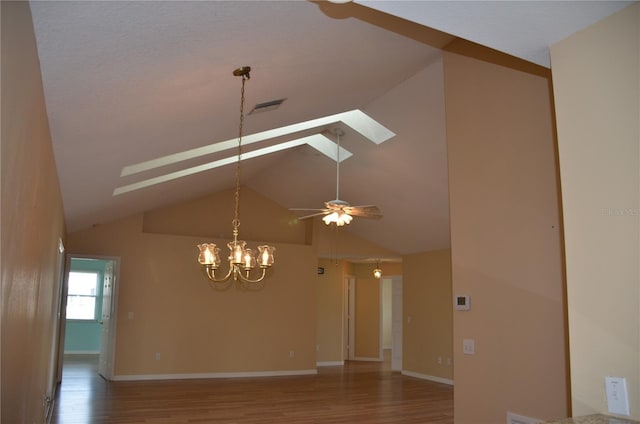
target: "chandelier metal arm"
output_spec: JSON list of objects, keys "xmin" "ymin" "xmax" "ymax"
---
[
  {"xmin": 203, "ymin": 264, "xmax": 267, "ymax": 284},
  {"xmin": 238, "ymin": 267, "xmax": 267, "ymax": 284},
  {"xmin": 203, "ymin": 264, "xmax": 234, "ymax": 283}
]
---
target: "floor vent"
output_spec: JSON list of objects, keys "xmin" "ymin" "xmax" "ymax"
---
[{"xmin": 507, "ymin": 412, "xmax": 542, "ymax": 424}]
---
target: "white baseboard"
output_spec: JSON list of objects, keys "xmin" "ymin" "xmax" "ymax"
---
[
  {"xmin": 353, "ymin": 356, "xmax": 382, "ymax": 362},
  {"xmin": 401, "ymin": 370, "xmax": 454, "ymax": 386},
  {"xmin": 316, "ymin": 361, "xmax": 344, "ymax": 367},
  {"xmin": 64, "ymin": 351, "xmax": 100, "ymax": 355},
  {"xmin": 112, "ymin": 369, "xmax": 318, "ymax": 381}
]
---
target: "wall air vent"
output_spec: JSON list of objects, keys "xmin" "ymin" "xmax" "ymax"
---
[{"xmin": 249, "ymin": 98, "xmax": 286, "ymax": 115}]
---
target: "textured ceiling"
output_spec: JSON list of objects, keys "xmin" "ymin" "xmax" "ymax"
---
[{"xmin": 29, "ymin": 0, "xmax": 633, "ymax": 258}]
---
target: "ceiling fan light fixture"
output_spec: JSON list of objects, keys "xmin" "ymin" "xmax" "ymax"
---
[{"xmin": 322, "ymin": 210, "xmax": 353, "ymax": 226}]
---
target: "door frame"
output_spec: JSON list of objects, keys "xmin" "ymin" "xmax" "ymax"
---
[
  {"xmin": 343, "ymin": 275, "xmax": 356, "ymax": 361},
  {"xmin": 57, "ymin": 254, "xmax": 120, "ymax": 380},
  {"xmin": 390, "ymin": 275, "xmax": 403, "ymax": 371},
  {"xmin": 45, "ymin": 237, "xmax": 67, "ymax": 420},
  {"xmin": 380, "ymin": 275, "xmax": 402, "ymax": 365},
  {"xmin": 378, "ymin": 277, "xmax": 385, "ymax": 362},
  {"xmin": 98, "ymin": 260, "xmax": 117, "ymax": 379}
]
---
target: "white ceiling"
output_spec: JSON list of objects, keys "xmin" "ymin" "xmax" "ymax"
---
[
  {"xmin": 29, "ymin": 0, "xmax": 634, "ymax": 258},
  {"xmin": 357, "ymin": 0, "xmax": 634, "ymax": 68}
]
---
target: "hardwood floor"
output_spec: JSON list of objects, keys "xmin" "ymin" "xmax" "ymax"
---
[{"xmin": 52, "ymin": 354, "xmax": 453, "ymax": 424}]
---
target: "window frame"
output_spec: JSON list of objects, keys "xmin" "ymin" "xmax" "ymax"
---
[{"xmin": 66, "ymin": 270, "xmax": 101, "ymax": 322}]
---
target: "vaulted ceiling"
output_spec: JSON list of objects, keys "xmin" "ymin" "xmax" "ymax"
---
[{"xmin": 29, "ymin": 0, "xmax": 633, "ymax": 258}]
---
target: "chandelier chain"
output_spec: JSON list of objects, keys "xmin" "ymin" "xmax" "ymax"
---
[{"xmin": 233, "ymin": 71, "xmax": 249, "ymax": 235}]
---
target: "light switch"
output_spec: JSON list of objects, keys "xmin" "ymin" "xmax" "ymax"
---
[{"xmin": 463, "ymin": 338, "xmax": 475, "ymax": 355}]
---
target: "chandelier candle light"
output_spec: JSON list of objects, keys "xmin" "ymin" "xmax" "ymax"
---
[{"xmin": 197, "ymin": 66, "xmax": 275, "ymax": 285}]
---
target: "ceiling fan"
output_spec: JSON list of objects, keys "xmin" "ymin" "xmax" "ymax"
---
[{"xmin": 290, "ymin": 129, "xmax": 383, "ymax": 226}]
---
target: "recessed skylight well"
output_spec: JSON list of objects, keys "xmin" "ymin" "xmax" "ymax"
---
[{"xmin": 114, "ymin": 109, "xmax": 395, "ymax": 196}]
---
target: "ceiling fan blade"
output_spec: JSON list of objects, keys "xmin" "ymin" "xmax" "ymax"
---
[
  {"xmin": 343, "ymin": 205, "xmax": 383, "ymax": 219},
  {"xmin": 295, "ymin": 211, "xmax": 330, "ymax": 220},
  {"xmin": 347, "ymin": 205, "xmax": 378, "ymax": 209},
  {"xmin": 348, "ymin": 210, "xmax": 383, "ymax": 219},
  {"xmin": 344, "ymin": 205, "xmax": 381, "ymax": 215},
  {"xmin": 289, "ymin": 208, "xmax": 327, "ymax": 212}
]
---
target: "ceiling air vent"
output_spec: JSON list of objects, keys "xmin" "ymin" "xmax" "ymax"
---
[{"xmin": 249, "ymin": 98, "xmax": 286, "ymax": 115}]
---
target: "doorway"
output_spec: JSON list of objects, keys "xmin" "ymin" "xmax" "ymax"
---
[
  {"xmin": 343, "ymin": 273, "xmax": 402, "ymax": 366},
  {"xmin": 58, "ymin": 256, "xmax": 119, "ymax": 382}
]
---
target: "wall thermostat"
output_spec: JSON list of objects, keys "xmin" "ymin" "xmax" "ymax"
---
[{"xmin": 454, "ymin": 295, "xmax": 470, "ymax": 311}]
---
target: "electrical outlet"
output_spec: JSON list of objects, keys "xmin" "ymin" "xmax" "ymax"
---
[
  {"xmin": 289, "ymin": 350, "xmax": 295, "ymax": 358},
  {"xmin": 155, "ymin": 352, "xmax": 161, "ymax": 360},
  {"xmin": 507, "ymin": 411, "xmax": 542, "ymax": 424},
  {"xmin": 463, "ymin": 339, "xmax": 475, "ymax": 355},
  {"xmin": 437, "ymin": 356, "xmax": 442, "ymax": 365},
  {"xmin": 605, "ymin": 376, "xmax": 630, "ymax": 416}
]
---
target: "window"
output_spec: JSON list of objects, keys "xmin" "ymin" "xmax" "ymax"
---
[{"xmin": 66, "ymin": 271, "xmax": 100, "ymax": 320}]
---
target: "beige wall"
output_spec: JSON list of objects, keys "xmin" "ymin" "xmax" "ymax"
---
[
  {"xmin": 402, "ymin": 249, "xmax": 453, "ymax": 381},
  {"xmin": 144, "ymin": 186, "xmax": 310, "ymax": 245},
  {"xmin": 1, "ymin": 2, "xmax": 67, "ymax": 422},
  {"xmin": 551, "ymin": 4, "xmax": 640, "ymax": 419},
  {"xmin": 312, "ymin": 218, "xmax": 399, "ymax": 259},
  {"xmin": 316, "ymin": 258, "xmax": 347, "ymax": 363},
  {"xmin": 67, "ymin": 190, "xmax": 318, "ymax": 376},
  {"xmin": 444, "ymin": 42, "xmax": 569, "ymax": 423},
  {"xmin": 375, "ymin": 262, "xmax": 403, "ymax": 277}
]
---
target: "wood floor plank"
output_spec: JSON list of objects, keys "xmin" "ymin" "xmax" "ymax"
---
[{"xmin": 52, "ymin": 355, "xmax": 453, "ymax": 424}]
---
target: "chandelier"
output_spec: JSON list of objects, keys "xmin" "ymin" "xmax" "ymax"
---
[{"xmin": 197, "ymin": 66, "xmax": 275, "ymax": 286}]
